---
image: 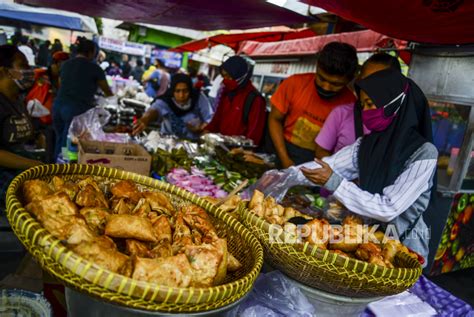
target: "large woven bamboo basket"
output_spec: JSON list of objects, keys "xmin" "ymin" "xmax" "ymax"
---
[
  {"xmin": 6, "ymin": 164, "xmax": 263, "ymax": 313},
  {"xmin": 240, "ymin": 203, "xmax": 422, "ymax": 298}
]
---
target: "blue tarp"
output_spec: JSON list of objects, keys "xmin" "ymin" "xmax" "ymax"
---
[{"xmin": 0, "ymin": 9, "xmax": 84, "ymax": 31}]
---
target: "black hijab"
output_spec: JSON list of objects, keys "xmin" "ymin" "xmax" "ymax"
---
[
  {"xmin": 356, "ymin": 69, "xmax": 433, "ymax": 194},
  {"xmin": 159, "ymin": 73, "xmax": 200, "ymax": 117}
]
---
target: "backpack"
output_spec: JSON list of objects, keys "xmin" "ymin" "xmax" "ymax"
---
[{"xmin": 242, "ymin": 89, "xmax": 271, "ymax": 150}]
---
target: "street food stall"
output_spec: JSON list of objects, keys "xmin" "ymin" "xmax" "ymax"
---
[{"xmin": 408, "ymin": 44, "xmax": 474, "ymax": 274}]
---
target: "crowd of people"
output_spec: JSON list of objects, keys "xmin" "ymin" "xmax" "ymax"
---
[{"xmin": 0, "ymin": 39, "xmax": 438, "ymax": 261}]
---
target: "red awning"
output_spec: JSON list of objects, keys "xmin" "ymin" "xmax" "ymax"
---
[
  {"xmin": 15, "ymin": 0, "xmax": 313, "ymax": 31},
  {"xmin": 301, "ymin": 0, "xmax": 474, "ymax": 44},
  {"xmin": 238, "ymin": 30, "xmax": 407, "ymax": 57},
  {"xmin": 172, "ymin": 28, "xmax": 317, "ymax": 52}
]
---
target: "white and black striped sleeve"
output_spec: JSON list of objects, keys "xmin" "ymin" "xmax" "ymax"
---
[
  {"xmin": 331, "ymin": 158, "xmax": 437, "ymax": 222},
  {"xmin": 323, "ymin": 138, "xmax": 361, "ymax": 181}
]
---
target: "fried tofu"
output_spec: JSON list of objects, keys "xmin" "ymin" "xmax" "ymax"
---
[
  {"xmin": 23, "ymin": 179, "xmax": 53, "ymax": 204},
  {"xmin": 111, "ymin": 180, "xmax": 142, "ymax": 204},
  {"xmin": 79, "ymin": 207, "xmax": 109, "ymax": 234},
  {"xmin": 142, "ymin": 191, "xmax": 174, "ymax": 214},
  {"xmin": 73, "ymin": 237, "xmax": 128, "ymax": 273},
  {"xmin": 132, "ymin": 254, "xmax": 193, "ymax": 287},
  {"xmin": 105, "ymin": 214, "xmax": 157, "ymax": 243},
  {"xmin": 76, "ymin": 184, "xmax": 109, "ymax": 208}
]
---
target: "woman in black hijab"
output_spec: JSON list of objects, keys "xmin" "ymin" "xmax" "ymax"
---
[{"xmin": 300, "ymin": 68, "xmax": 437, "ymax": 263}]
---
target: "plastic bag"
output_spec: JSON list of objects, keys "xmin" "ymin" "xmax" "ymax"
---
[
  {"xmin": 68, "ymin": 107, "xmax": 111, "ymax": 143},
  {"xmin": 243, "ymin": 164, "xmax": 316, "ymax": 202},
  {"xmin": 27, "ymin": 99, "xmax": 50, "ymax": 118},
  {"xmin": 225, "ymin": 271, "xmax": 315, "ymax": 317}
]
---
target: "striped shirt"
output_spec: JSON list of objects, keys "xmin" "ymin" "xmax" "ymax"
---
[{"xmin": 298, "ymin": 139, "xmax": 438, "ymax": 263}]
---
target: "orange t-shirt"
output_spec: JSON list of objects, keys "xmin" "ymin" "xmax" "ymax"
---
[{"xmin": 270, "ymin": 73, "xmax": 356, "ymax": 151}]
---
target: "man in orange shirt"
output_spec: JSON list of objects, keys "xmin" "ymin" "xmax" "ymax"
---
[{"xmin": 269, "ymin": 42, "xmax": 358, "ymax": 167}]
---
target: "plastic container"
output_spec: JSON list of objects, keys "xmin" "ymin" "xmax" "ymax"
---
[
  {"xmin": 65, "ymin": 287, "xmax": 249, "ymax": 317},
  {"xmin": 287, "ymin": 277, "xmax": 383, "ymax": 317},
  {"xmin": 0, "ymin": 289, "xmax": 52, "ymax": 317}
]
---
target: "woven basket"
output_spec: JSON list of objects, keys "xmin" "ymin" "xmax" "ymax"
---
[
  {"xmin": 6, "ymin": 164, "xmax": 263, "ymax": 312},
  {"xmin": 240, "ymin": 204, "xmax": 422, "ymax": 298}
]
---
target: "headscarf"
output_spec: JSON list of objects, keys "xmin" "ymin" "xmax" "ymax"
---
[
  {"xmin": 52, "ymin": 51, "xmax": 69, "ymax": 62},
  {"xmin": 220, "ymin": 55, "xmax": 253, "ymax": 89},
  {"xmin": 159, "ymin": 73, "xmax": 200, "ymax": 117},
  {"xmin": 356, "ymin": 69, "xmax": 433, "ymax": 194}
]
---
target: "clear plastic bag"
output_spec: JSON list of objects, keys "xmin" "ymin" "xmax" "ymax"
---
[
  {"xmin": 68, "ymin": 107, "xmax": 110, "ymax": 143},
  {"xmin": 243, "ymin": 166, "xmax": 314, "ymax": 202},
  {"xmin": 225, "ymin": 271, "xmax": 315, "ymax": 317}
]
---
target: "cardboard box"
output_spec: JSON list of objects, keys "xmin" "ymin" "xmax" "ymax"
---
[{"xmin": 78, "ymin": 140, "xmax": 151, "ymax": 176}]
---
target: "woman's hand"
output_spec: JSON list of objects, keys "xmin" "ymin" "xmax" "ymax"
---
[
  {"xmin": 132, "ymin": 119, "xmax": 147, "ymax": 136},
  {"xmin": 300, "ymin": 158, "xmax": 333, "ymax": 186}
]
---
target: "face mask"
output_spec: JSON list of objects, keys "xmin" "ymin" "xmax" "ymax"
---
[
  {"xmin": 9, "ymin": 69, "xmax": 35, "ymax": 91},
  {"xmin": 223, "ymin": 78, "xmax": 239, "ymax": 91},
  {"xmin": 315, "ymin": 83, "xmax": 338, "ymax": 99},
  {"xmin": 361, "ymin": 107, "xmax": 395, "ymax": 132}
]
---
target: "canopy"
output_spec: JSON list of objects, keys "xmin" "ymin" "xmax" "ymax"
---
[
  {"xmin": 301, "ymin": 0, "xmax": 474, "ymax": 44},
  {"xmin": 172, "ymin": 28, "xmax": 317, "ymax": 52},
  {"xmin": 15, "ymin": 0, "xmax": 313, "ymax": 31},
  {"xmin": 238, "ymin": 30, "xmax": 407, "ymax": 57},
  {"xmin": 0, "ymin": 1, "xmax": 97, "ymax": 32}
]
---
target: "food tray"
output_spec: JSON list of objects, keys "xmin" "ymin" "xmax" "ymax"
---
[
  {"xmin": 6, "ymin": 164, "xmax": 263, "ymax": 312},
  {"xmin": 240, "ymin": 204, "xmax": 422, "ymax": 298}
]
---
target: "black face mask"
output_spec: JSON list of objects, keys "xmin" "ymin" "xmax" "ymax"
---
[{"xmin": 315, "ymin": 83, "xmax": 338, "ymax": 99}]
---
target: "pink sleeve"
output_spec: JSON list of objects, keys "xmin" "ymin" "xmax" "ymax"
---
[{"xmin": 315, "ymin": 107, "xmax": 342, "ymax": 152}]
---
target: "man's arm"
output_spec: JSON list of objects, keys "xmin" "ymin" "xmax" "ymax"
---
[
  {"xmin": 268, "ymin": 106, "xmax": 293, "ymax": 168},
  {"xmin": 0, "ymin": 150, "xmax": 42, "ymax": 170},
  {"xmin": 98, "ymin": 79, "xmax": 113, "ymax": 97},
  {"xmin": 315, "ymin": 144, "xmax": 332, "ymax": 159}
]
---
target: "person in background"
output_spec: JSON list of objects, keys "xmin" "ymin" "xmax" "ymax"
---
[
  {"xmin": 132, "ymin": 73, "xmax": 213, "ymax": 140},
  {"xmin": 121, "ymin": 54, "xmax": 132, "ymax": 78},
  {"xmin": 208, "ymin": 73, "xmax": 223, "ymax": 111},
  {"xmin": 131, "ymin": 59, "xmax": 145, "ymax": 84},
  {"xmin": 97, "ymin": 50, "xmax": 109, "ymax": 71},
  {"xmin": 269, "ymin": 42, "xmax": 358, "ymax": 167},
  {"xmin": 37, "ymin": 40, "xmax": 51, "ymax": 67},
  {"xmin": 143, "ymin": 59, "xmax": 170, "ymax": 98},
  {"xmin": 48, "ymin": 51, "xmax": 70, "ymax": 92},
  {"xmin": 144, "ymin": 57, "xmax": 151, "ymax": 70},
  {"xmin": 53, "ymin": 38, "xmax": 113, "ymax": 158},
  {"xmin": 314, "ymin": 53, "xmax": 402, "ymax": 159},
  {"xmin": 106, "ymin": 60, "xmax": 122, "ymax": 76},
  {"xmin": 0, "ymin": 45, "xmax": 42, "ymax": 208},
  {"xmin": 51, "ymin": 39, "xmax": 63, "ymax": 55},
  {"xmin": 18, "ymin": 36, "xmax": 36, "ymax": 66},
  {"xmin": 28, "ymin": 39, "xmax": 38, "ymax": 57},
  {"xmin": 69, "ymin": 37, "xmax": 81, "ymax": 59},
  {"xmin": 300, "ymin": 68, "xmax": 436, "ymax": 263},
  {"xmin": 204, "ymin": 55, "xmax": 266, "ymax": 146}
]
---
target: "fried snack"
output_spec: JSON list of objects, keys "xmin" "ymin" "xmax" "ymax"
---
[
  {"xmin": 111, "ymin": 180, "xmax": 142, "ymax": 204},
  {"xmin": 132, "ymin": 254, "xmax": 193, "ymax": 287},
  {"xmin": 152, "ymin": 215, "xmax": 172, "ymax": 243},
  {"xmin": 381, "ymin": 239, "xmax": 399, "ymax": 263},
  {"xmin": 125, "ymin": 239, "xmax": 150, "ymax": 257},
  {"xmin": 249, "ymin": 190, "xmax": 264, "ymax": 209},
  {"xmin": 73, "ymin": 237, "xmax": 129, "ymax": 274},
  {"xmin": 355, "ymin": 243, "xmax": 382, "ymax": 262},
  {"xmin": 332, "ymin": 249, "xmax": 350, "ymax": 258},
  {"xmin": 149, "ymin": 240, "xmax": 172, "ymax": 258},
  {"xmin": 192, "ymin": 229, "xmax": 203, "ymax": 245},
  {"xmin": 227, "ymin": 253, "xmax": 243, "ymax": 272},
  {"xmin": 342, "ymin": 214, "xmax": 364, "ymax": 226},
  {"xmin": 172, "ymin": 213, "xmax": 194, "ymax": 254},
  {"xmin": 76, "ymin": 184, "xmax": 109, "ymax": 208},
  {"xmin": 132, "ymin": 198, "xmax": 151, "ymax": 218},
  {"xmin": 184, "ymin": 241, "xmax": 226, "ymax": 287},
  {"xmin": 329, "ymin": 224, "xmax": 363, "ymax": 252},
  {"xmin": 105, "ymin": 214, "xmax": 157, "ymax": 243},
  {"xmin": 66, "ymin": 220, "xmax": 96, "ymax": 245},
  {"xmin": 303, "ymin": 218, "xmax": 331, "ymax": 249},
  {"xmin": 51, "ymin": 176, "xmax": 79, "ymax": 201},
  {"xmin": 283, "ymin": 207, "xmax": 297, "ymax": 221},
  {"xmin": 111, "ymin": 197, "xmax": 134, "ymax": 214},
  {"xmin": 23, "ymin": 179, "xmax": 53, "ymax": 204},
  {"xmin": 79, "ymin": 207, "xmax": 109, "ymax": 234},
  {"xmin": 182, "ymin": 205, "xmax": 217, "ymax": 243},
  {"xmin": 142, "ymin": 191, "xmax": 174, "ymax": 214}
]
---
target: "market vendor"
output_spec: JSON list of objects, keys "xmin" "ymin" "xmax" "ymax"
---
[
  {"xmin": 204, "ymin": 55, "xmax": 267, "ymax": 146},
  {"xmin": 53, "ymin": 38, "xmax": 113, "ymax": 159},
  {"xmin": 300, "ymin": 69, "xmax": 436, "ymax": 262},
  {"xmin": 269, "ymin": 42, "xmax": 358, "ymax": 167},
  {"xmin": 0, "ymin": 45, "xmax": 43, "ymax": 208},
  {"xmin": 314, "ymin": 53, "xmax": 402, "ymax": 158},
  {"xmin": 132, "ymin": 73, "xmax": 213, "ymax": 140}
]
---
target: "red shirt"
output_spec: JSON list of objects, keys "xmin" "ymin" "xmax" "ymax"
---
[{"xmin": 206, "ymin": 81, "xmax": 266, "ymax": 145}]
